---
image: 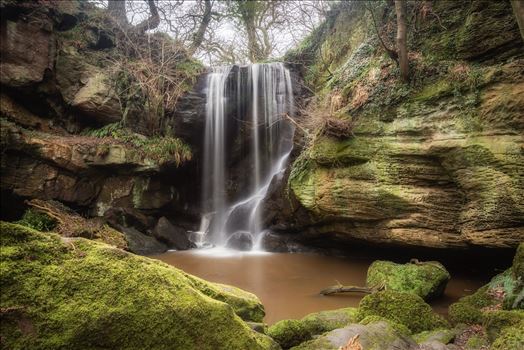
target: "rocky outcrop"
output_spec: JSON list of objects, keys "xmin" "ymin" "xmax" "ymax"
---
[
  {"xmin": 0, "ymin": 222, "xmax": 278, "ymax": 349},
  {"xmin": 0, "ymin": 1, "xmax": 205, "ymax": 252},
  {"xmin": 278, "ymin": 0, "xmax": 524, "ymax": 249}
]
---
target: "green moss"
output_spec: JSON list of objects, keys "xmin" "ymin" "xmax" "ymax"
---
[
  {"xmin": 412, "ymin": 328, "xmax": 455, "ymax": 344},
  {"xmin": 465, "ymin": 334, "xmax": 489, "ymax": 349},
  {"xmin": 358, "ymin": 315, "xmax": 411, "ymax": 336},
  {"xmin": 0, "ymin": 222, "xmax": 275, "ymax": 350},
  {"xmin": 267, "ymin": 307, "xmax": 357, "ymax": 348},
  {"xmin": 490, "ymin": 321, "xmax": 524, "ymax": 350},
  {"xmin": 16, "ymin": 209, "xmax": 57, "ymax": 232},
  {"xmin": 366, "ymin": 260, "xmax": 450, "ymax": 301},
  {"xmin": 356, "ymin": 291, "xmax": 449, "ymax": 333},
  {"xmin": 484, "ymin": 310, "xmax": 524, "ymax": 341},
  {"xmin": 448, "ymin": 302, "xmax": 484, "ymax": 325}
]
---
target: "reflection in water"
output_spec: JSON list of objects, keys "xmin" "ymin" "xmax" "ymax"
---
[{"xmin": 151, "ymin": 250, "xmax": 488, "ymax": 324}]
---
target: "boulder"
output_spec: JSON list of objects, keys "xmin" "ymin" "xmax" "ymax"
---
[
  {"xmin": 366, "ymin": 260, "xmax": 450, "ymax": 300},
  {"xmin": 289, "ymin": 321, "xmax": 418, "ymax": 350},
  {"xmin": 117, "ymin": 225, "xmax": 167, "ymax": 255},
  {"xmin": 153, "ymin": 217, "xmax": 195, "ymax": 250},
  {"xmin": 0, "ymin": 17, "xmax": 54, "ymax": 87},
  {"xmin": 356, "ymin": 291, "xmax": 449, "ymax": 334},
  {"xmin": 0, "ymin": 222, "xmax": 277, "ymax": 349},
  {"xmin": 226, "ymin": 231, "xmax": 253, "ymax": 251},
  {"xmin": 268, "ymin": 307, "xmax": 357, "ymax": 349},
  {"xmin": 72, "ymin": 71, "xmax": 122, "ymax": 124}
]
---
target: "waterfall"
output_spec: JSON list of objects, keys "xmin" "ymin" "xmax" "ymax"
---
[{"xmin": 199, "ymin": 63, "xmax": 295, "ymax": 251}]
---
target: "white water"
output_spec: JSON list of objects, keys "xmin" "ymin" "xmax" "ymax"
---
[{"xmin": 199, "ymin": 63, "xmax": 295, "ymax": 250}]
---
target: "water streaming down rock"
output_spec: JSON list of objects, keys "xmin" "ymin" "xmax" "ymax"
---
[{"xmin": 200, "ymin": 63, "xmax": 295, "ymax": 250}]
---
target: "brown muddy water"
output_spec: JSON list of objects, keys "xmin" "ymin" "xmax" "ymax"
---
[{"xmin": 151, "ymin": 249, "xmax": 488, "ymax": 325}]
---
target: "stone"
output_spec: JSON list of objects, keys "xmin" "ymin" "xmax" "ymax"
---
[
  {"xmin": 356, "ymin": 291, "xmax": 449, "ymax": 334},
  {"xmin": 226, "ymin": 231, "xmax": 253, "ymax": 251},
  {"xmin": 366, "ymin": 260, "xmax": 450, "ymax": 300},
  {"xmin": 72, "ymin": 71, "xmax": 122, "ymax": 124},
  {"xmin": 116, "ymin": 225, "xmax": 167, "ymax": 255},
  {"xmin": 268, "ymin": 307, "xmax": 358, "ymax": 348},
  {"xmin": 0, "ymin": 222, "xmax": 276, "ymax": 349},
  {"xmin": 153, "ymin": 217, "xmax": 195, "ymax": 250},
  {"xmin": 290, "ymin": 321, "xmax": 418, "ymax": 350},
  {"xmin": 0, "ymin": 17, "xmax": 54, "ymax": 87}
]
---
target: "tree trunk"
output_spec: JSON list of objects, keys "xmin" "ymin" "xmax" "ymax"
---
[
  {"xmin": 108, "ymin": 0, "xmax": 128, "ymax": 28},
  {"xmin": 188, "ymin": 0, "xmax": 213, "ymax": 55},
  {"xmin": 511, "ymin": 0, "xmax": 524, "ymax": 41},
  {"xmin": 395, "ymin": 0, "xmax": 409, "ymax": 82},
  {"xmin": 134, "ymin": 0, "xmax": 160, "ymax": 33}
]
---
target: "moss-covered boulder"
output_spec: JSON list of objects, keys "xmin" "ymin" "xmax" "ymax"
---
[
  {"xmin": 412, "ymin": 328, "xmax": 455, "ymax": 344},
  {"xmin": 267, "ymin": 307, "xmax": 357, "ymax": 349},
  {"xmin": 0, "ymin": 222, "xmax": 278, "ymax": 349},
  {"xmin": 366, "ymin": 260, "xmax": 450, "ymax": 300},
  {"xmin": 490, "ymin": 321, "xmax": 524, "ymax": 350},
  {"xmin": 289, "ymin": 321, "xmax": 417, "ymax": 350},
  {"xmin": 449, "ymin": 255, "xmax": 524, "ymax": 327},
  {"xmin": 484, "ymin": 310, "xmax": 524, "ymax": 341},
  {"xmin": 356, "ymin": 291, "xmax": 449, "ymax": 333}
]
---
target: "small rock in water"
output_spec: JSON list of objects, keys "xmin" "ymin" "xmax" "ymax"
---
[{"xmin": 226, "ymin": 232, "xmax": 253, "ymax": 251}]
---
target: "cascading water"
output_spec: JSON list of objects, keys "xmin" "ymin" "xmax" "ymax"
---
[{"xmin": 199, "ymin": 63, "xmax": 295, "ymax": 251}]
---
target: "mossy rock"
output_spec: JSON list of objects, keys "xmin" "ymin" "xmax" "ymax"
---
[
  {"xmin": 356, "ymin": 291, "xmax": 449, "ymax": 333},
  {"xmin": 412, "ymin": 328, "xmax": 455, "ymax": 344},
  {"xmin": 484, "ymin": 310, "xmax": 524, "ymax": 341},
  {"xmin": 366, "ymin": 260, "xmax": 450, "ymax": 300},
  {"xmin": 465, "ymin": 334, "xmax": 489, "ymax": 349},
  {"xmin": 449, "ymin": 301, "xmax": 485, "ymax": 325},
  {"xmin": 490, "ymin": 320, "xmax": 524, "ymax": 350},
  {"xmin": 358, "ymin": 315, "xmax": 411, "ymax": 337},
  {"xmin": 267, "ymin": 307, "xmax": 357, "ymax": 349},
  {"xmin": 0, "ymin": 222, "xmax": 277, "ymax": 350},
  {"xmin": 289, "ymin": 321, "xmax": 417, "ymax": 350}
]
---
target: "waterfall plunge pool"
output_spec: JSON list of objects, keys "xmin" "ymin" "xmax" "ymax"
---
[{"xmin": 150, "ymin": 249, "xmax": 488, "ymax": 325}]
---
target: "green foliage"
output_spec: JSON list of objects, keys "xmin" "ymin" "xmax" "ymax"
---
[
  {"xmin": 356, "ymin": 291, "xmax": 449, "ymax": 333},
  {"xmin": 484, "ymin": 310, "xmax": 524, "ymax": 341},
  {"xmin": 0, "ymin": 221, "xmax": 275, "ymax": 350},
  {"xmin": 85, "ymin": 123, "xmax": 192, "ymax": 166},
  {"xmin": 366, "ymin": 260, "xmax": 450, "ymax": 301},
  {"xmin": 412, "ymin": 328, "xmax": 455, "ymax": 344},
  {"xmin": 16, "ymin": 209, "xmax": 56, "ymax": 232}
]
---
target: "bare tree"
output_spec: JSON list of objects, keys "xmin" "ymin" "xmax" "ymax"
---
[
  {"xmin": 108, "ymin": 0, "xmax": 160, "ymax": 33},
  {"xmin": 188, "ymin": 0, "xmax": 213, "ymax": 55},
  {"xmin": 395, "ymin": 0, "xmax": 409, "ymax": 82}
]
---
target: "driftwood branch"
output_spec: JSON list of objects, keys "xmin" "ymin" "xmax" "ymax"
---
[{"xmin": 320, "ymin": 283, "xmax": 385, "ymax": 296}]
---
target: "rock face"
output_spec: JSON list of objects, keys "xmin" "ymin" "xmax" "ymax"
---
[
  {"xmin": 0, "ymin": 222, "xmax": 278, "ymax": 349},
  {"xmin": 366, "ymin": 260, "xmax": 450, "ymax": 301},
  {"xmin": 280, "ymin": 0, "xmax": 524, "ymax": 249},
  {"xmin": 0, "ymin": 1, "xmax": 205, "ymax": 252}
]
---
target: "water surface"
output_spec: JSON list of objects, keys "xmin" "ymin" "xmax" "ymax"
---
[{"xmin": 152, "ymin": 249, "xmax": 487, "ymax": 325}]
